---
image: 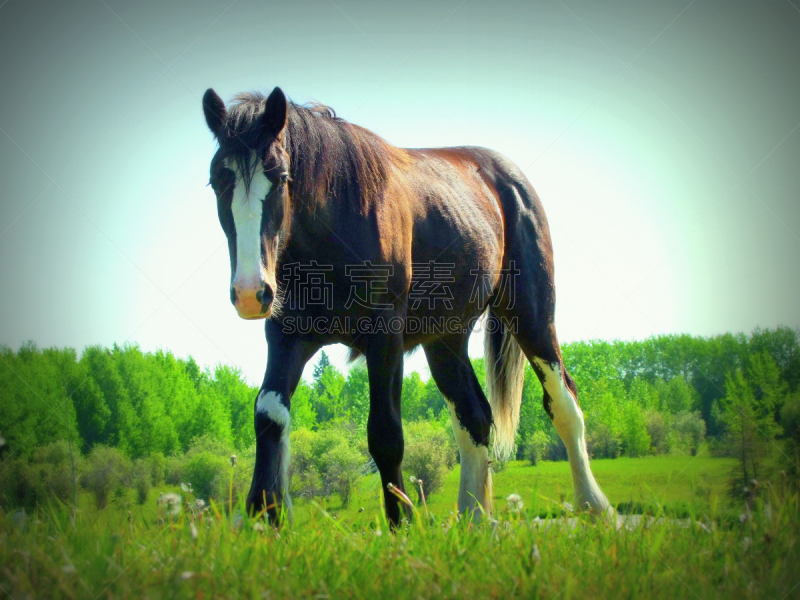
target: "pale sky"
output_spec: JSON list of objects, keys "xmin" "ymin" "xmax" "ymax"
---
[{"xmin": 1, "ymin": 0, "xmax": 798, "ymax": 385}]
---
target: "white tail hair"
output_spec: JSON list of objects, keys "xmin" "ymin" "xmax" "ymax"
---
[{"xmin": 484, "ymin": 309, "xmax": 526, "ymax": 460}]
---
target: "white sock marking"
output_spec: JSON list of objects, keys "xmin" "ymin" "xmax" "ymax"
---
[
  {"xmin": 533, "ymin": 359, "xmax": 609, "ymax": 513},
  {"xmin": 256, "ymin": 390, "xmax": 292, "ymax": 511},
  {"xmin": 446, "ymin": 400, "xmax": 491, "ymax": 521}
]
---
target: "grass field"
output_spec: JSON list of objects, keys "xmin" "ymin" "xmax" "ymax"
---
[
  {"xmin": 2, "ymin": 456, "xmax": 798, "ymax": 599},
  {"xmin": 300, "ymin": 455, "xmax": 738, "ymax": 525}
]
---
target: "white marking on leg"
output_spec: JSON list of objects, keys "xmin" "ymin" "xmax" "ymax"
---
[
  {"xmin": 446, "ymin": 400, "xmax": 491, "ymax": 521},
  {"xmin": 533, "ymin": 359, "xmax": 609, "ymax": 514},
  {"xmin": 256, "ymin": 390, "xmax": 292, "ymax": 511}
]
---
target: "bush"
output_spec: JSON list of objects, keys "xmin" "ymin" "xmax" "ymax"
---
[
  {"xmin": 31, "ymin": 440, "xmax": 79, "ymax": 503},
  {"xmin": 130, "ymin": 459, "xmax": 151, "ymax": 504},
  {"xmin": 402, "ymin": 421, "xmax": 455, "ymax": 504},
  {"xmin": 0, "ymin": 458, "xmax": 45, "ymax": 509},
  {"xmin": 312, "ymin": 425, "xmax": 365, "ymax": 505},
  {"xmin": 227, "ymin": 447, "xmax": 255, "ymax": 504},
  {"xmin": 673, "ymin": 411, "xmax": 706, "ymax": 456},
  {"xmin": 181, "ymin": 451, "xmax": 229, "ymax": 502},
  {"xmin": 779, "ymin": 394, "xmax": 800, "ymax": 482},
  {"xmin": 645, "ymin": 411, "xmax": 670, "ymax": 455},
  {"xmin": 587, "ymin": 422, "xmax": 621, "ymax": 459},
  {"xmin": 287, "ymin": 425, "xmax": 367, "ymax": 506},
  {"xmin": 80, "ymin": 445, "xmax": 129, "ymax": 509},
  {"xmin": 322, "ymin": 443, "xmax": 362, "ymax": 507},
  {"xmin": 522, "ymin": 430, "xmax": 552, "ymax": 466},
  {"xmin": 289, "ymin": 428, "xmax": 323, "ymax": 498},
  {"xmin": 164, "ymin": 435, "xmax": 250, "ymax": 506},
  {"xmin": 146, "ymin": 452, "xmax": 167, "ymax": 486}
]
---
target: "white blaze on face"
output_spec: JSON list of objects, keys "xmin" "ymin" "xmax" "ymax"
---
[{"xmin": 228, "ymin": 156, "xmax": 273, "ymax": 306}]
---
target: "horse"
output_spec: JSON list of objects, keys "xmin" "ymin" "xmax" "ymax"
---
[{"xmin": 202, "ymin": 86, "xmax": 610, "ymax": 525}]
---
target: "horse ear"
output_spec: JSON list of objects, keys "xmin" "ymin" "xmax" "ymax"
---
[
  {"xmin": 263, "ymin": 87, "xmax": 288, "ymax": 135},
  {"xmin": 203, "ymin": 88, "xmax": 226, "ymax": 137}
]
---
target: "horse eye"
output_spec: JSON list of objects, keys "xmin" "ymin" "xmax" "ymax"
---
[{"xmin": 278, "ymin": 173, "xmax": 290, "ymax": 183}]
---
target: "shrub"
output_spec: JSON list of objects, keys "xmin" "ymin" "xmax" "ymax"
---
[
  {"xmin": 130, "ymin": 459, "xmax": 151, "ymax": 504},
  {"xmin": 780, "ymin": 394, "xmax": 800, "ymax": 449},
  {"xmin": 80, "ymin": 445, "xmax": 129, "ymax": 509},
  {"xmin": 522, "ymin": 430, "xmax": 551, "ymax": 466},
  {"xmin": 146, "ymin": 452, "xmax": 167, "ymax": 486},
  {"xmin": 30, "ymin": 440, "xmax": 79, "ymax": 503},
  {"xmin": 402, "ymin": 421, "xmax": 455, "ymax": 504},
  {"xmin": 673, "ymin": 411, "xmax": 706, "ymax": 456},
  {"xmin": 286, "ymin": 425, "xmax": 366, "ymax": 505},
  {"xmin": 322, "ymin": 443, "xmax": 362, "ymax": 507},
  {"xmin": 226, "ymin": 447, "xmax": 255, "ymax": 504},
  {"xmin": 312, "ymin": 425, "xmax": 365, "ymax": 505},
  {"xmin": 587, "ymin": 422, "xmax": 621, "ymax": 459},
  {"xmin": 779, "ymin": 394, "xmax": 800, "ymax": 482},
  {"xmin": 645, "ymin": 411, "xmax": 670, "ymax": 455},
  {"xmin": 0, "ymin": 458, "xmax": 45, "ymax": 509},
  {"xmin": 181, "ymin": 451, "xmax": 229, "ymax": 502},
  {"xmin": 289, "ymin": 428, "xmax": 323, "ymax": 498}
]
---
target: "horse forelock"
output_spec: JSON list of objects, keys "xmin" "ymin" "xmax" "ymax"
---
[{"xmin": 214, "ymin": 94, "xmax": 262, "ymax": 192}]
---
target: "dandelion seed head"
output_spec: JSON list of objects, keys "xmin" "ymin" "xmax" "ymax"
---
[{"xmin": 506, "ymin": 493, "xmax": 524, "ymax": 512}]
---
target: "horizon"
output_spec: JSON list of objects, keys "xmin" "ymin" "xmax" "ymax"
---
[{"xmin": 1, "ymin": 1, "xmax": 798, "ymax": 386}]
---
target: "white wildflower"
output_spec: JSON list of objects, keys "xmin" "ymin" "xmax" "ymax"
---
[
  {"xmin": 158, "ymin": 493, "xmax": 183, "ymax": 516},
  {"xmin": 507, "ymin": 493, "xmax": 524, "ymax": 513}
]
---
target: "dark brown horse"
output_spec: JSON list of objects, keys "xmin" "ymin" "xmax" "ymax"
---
[{"xmin": 202, "ymin": 87, "xmax": 609, "ymax": 525}]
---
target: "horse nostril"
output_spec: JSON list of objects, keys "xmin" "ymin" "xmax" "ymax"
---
[
  {"xmin": 256, "ymin": 286, "xmax": 274, "ymax": 307},
  {"xmin": 230, "ymin": 287, "xmax": 238, "ymax": 305}
]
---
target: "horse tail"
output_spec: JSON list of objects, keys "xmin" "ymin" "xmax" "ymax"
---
[{"xmin": 484, "ymin": 307, "xmax": 526, "ymax": 461}]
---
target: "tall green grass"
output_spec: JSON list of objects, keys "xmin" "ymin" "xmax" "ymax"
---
[
  {"xmin": 299, "ymin": 456, "xmax": 738, "ymax": 524},
  {"xmin": 2, "ymin": 489, "xmax": 797, "ymax": 599}
]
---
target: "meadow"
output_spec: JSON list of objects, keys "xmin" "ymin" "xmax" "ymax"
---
[
  {"xmin": 303, "ymin": 455, "xmax": 738, "ymax": 525},
  {"xmin": 2, "ymin": 330, "xmax": 799, "ymax": 598},
  {"xmin": 3, "ymin": 456, "xmax": 798, "ymax": 599}
]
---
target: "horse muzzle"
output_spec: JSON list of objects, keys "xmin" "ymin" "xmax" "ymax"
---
[{"xmin": 231, "ymin": 283, "xmax": 274, "ymax": 320}]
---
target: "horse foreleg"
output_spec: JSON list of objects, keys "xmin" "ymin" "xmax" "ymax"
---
[
  {"xmin": 247, "ymin": 323, "xmax": 318, "ymax": 523},
  {"xmin": 424, "ymin": 335, "xmax": 493, "ymax": 522},
  {"xmin": 365, "ymin": 332, "xmax": 409, "ymax": 528}
]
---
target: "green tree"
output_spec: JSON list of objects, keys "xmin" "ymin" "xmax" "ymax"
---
[
  {"xmin": 311, "ymin": 356, "xmax": 346, "ymax": 423},
  {"xmin": 400, "ymin": 371, "xmax": 425, "ymax": 421},
  {"xmin": 291, "ymin": 380, "xmax": 317, "ymax": 430},
  {"xmin": 209, "ymin": 364, "xmax": 256, "ymax": 451},
  {"xmin": 620, "ymin": 402, "xmax": 651, "ymax": 457},
  {"xmin": 342, "ymin": 365, "xmax": 370, "ymax": 427},
  {"xmin": 720, "ymin": 365, "xmax": 780, "ymax": 487}
]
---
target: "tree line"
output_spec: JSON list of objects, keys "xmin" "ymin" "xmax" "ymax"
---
[{"xmin": 1, "ymin": 326, "xmax": 799, "ymax": 507}]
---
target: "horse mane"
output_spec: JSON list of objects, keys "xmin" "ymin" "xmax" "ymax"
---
[{"xmin": 224, "ymin": 91, "xmax": 405, "ymax": 213}]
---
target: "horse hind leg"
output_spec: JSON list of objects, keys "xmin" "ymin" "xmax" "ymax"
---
[
  {"xmin": 514, "ymin": 321, "xmax": 610, "ymax": 514},
  {"xmin": 532, "ymin": 349, "xmax": 609, "ymax": 513},
  {"xmin": 424, "ymin": 336, "xmax": 493, "ymax": 521}
]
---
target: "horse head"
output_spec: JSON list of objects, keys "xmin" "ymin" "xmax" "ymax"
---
[{"xmin": 203, "ymin": 86, "xmax": 291, "ymax": 320}]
